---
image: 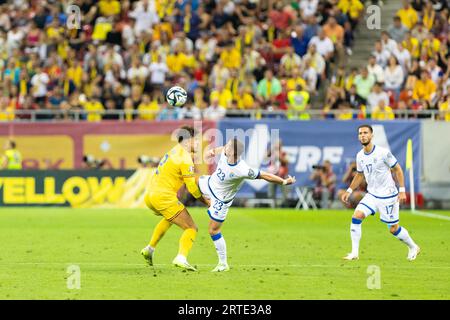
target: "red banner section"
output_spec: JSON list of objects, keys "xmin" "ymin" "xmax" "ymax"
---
[{"xmin": 0, "ymin": 121, "xmax": 216, "ymax": 170}]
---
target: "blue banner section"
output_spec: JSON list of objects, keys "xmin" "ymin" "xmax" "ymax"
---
[{"xmin": 217, "ymin": 120, "xmax": 421, "ymax": 198}]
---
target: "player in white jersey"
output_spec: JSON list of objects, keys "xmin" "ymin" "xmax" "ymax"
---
[
  {"xmin": 341, "ymin": 125, "xmax": 420, "ymax": 261},
  {"xmin": 198, "ymin": 138, "xmax": 296, "ymax": 272}
]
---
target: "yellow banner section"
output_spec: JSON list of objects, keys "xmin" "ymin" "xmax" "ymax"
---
[
  {"xmin": 0, "ymin": 136, "xmax": 74, "ymax": 169},
  {"xmin": 83, "ymin": 134, "xmax": 209, "ymax": 173},
  {"xmin": 79, "ymin": 168, "xmax": 155, "ymax": 209},
  {"xmin": 83, "ymin": 134, "xmax": 175, "ymax": 169},
  {"xmin": 0, "ymin": 175, "xmax": 129, "ymax": 207}
]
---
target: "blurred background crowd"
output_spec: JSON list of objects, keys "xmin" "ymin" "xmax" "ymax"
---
[{"xmin": 0, "ymin": 0, "xmax": 449, "ymax": 121}]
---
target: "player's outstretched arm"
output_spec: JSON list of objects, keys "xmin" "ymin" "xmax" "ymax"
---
[
  {"xmin": 259, "ymin": 171, "xmax": 296, "ymax": 185},
  {"xmin": 341, "ymin": 172, "xmax": 365, "ymax": 204},
  {"xmin": 391, "ymin": 163, "xmax": 407, "ymax": 204},
  {"xmin": 184, "ymin": 176, "xmax": 211, "ymax": 207}
]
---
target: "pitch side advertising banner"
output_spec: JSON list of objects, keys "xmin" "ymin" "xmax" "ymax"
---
[
  {"xmin": 0, "ymin": 121, "xmax": 216, "ymax": 170},
  {"xmin": 0, "ymin": 170, "xmax": 134, "ymax": 207},
  {"xmin": 217, "ymin": 120, "xmax": 421, "ymax": 197}
]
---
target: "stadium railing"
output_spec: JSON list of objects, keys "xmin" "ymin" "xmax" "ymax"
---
[{"xmin": 1, "ymin": 109, "xmax": 447, "ymax": 122}]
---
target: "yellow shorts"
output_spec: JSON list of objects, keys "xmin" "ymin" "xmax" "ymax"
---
[{"xmin": 144, "ymin": 192, "xmax": 185, "ymax": 221}]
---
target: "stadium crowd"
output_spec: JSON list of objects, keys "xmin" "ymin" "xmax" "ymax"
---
[
  {"xmin": 324, "ymin": 0, "xmax": 450, "ymax": 121},
  {"xmin": 0, "ymin": 0, "xmax": 448, "ymax": 121}
]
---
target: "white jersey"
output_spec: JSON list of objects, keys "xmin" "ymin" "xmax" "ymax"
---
[
  {"xmin": 205, "ymin": 151, "xmax": 260, "ymax": 203},
  {"xmin": 356, "ymin": 145, "xmax": 399, "ymax": 198}
]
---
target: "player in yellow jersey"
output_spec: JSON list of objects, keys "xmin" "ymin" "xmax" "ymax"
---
[{"xmin": 141, "ymin": 126, "xmax": 210, "ymax": 271}]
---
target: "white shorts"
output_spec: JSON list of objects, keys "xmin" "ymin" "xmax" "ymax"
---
[
  {"xmin": 198, "ymin": 175, "xmax": 233, "ymax": 222},
  {"xmin": 356, "ymin": 193, "xmax": 400, "ymax": 226}
]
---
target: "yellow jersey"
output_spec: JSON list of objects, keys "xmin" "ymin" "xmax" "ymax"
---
[
  {"xmin": 83, "ymin": 101, "xmax": 104, "ymax": 122},
  {"xmin": 439, "ymin": 101, "xmax": 450, "ymax": 121},
  {"xmin": 397, "ymin": 7, "xmax": 418, "ymax": 30},
  {"xmin": 4, "ymin": 149, "xmax": 22, "ymax": 169},
  {"xmin": 372, "ymin": 106, "xmax": 395, "ymax": 120},
  {"xmin": 149, "ymin": 144, "xmax": 201, "ymax": 198}
]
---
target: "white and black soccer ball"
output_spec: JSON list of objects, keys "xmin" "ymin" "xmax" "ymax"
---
[{"xmin": 166, "ymin": 86, "xmax": 188, "ymax": 107}]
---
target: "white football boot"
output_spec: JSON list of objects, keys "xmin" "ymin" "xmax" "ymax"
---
[{"xmin": 407, "ymin": 245, "xmax": 421, "ymax": 261}]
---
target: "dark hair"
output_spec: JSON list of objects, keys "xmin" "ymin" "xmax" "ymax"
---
[
  {"xmin": 9, "ymin": 140, "xmax": 16, "ymax": 148},
  {"xmin": 177, "ymin": 125, "xmax": 197, "ymax": 143},
  {"xmin": 229, "ymin": 138, "xmax": 244, "ymax": 157},
  {"xmin": 358, "ymin": 124, "xmax": 373, "ymax": 133}
]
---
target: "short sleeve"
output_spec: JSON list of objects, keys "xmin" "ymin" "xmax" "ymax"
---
[
  {"xmin": 384, "ymin": 150, "xmax": 398, "ymax": 168},
  {"xmin": 240, "ymin": 161, "xmax": 260, "ymax": 180},
  {"xmin": 356, "ymin": 155, "xmax": 363, "ymax": 173}
]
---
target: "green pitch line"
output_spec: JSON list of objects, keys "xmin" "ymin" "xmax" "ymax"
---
[{"xmin": 0, "ymin": 208, "xmax": 449, "ymax": 300}]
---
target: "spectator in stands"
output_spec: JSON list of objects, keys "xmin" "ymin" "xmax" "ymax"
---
[
  {"xmin": 287, "ymin": 83, "xmax": 310, "ymax": 120},
  {"xmin": 367, "ymin": 82, "xmax": 390, "ymax": 113},
  {"xmin": 439, "ymin": 94, "xmax": 450, "ymax": 121},
  {"xmin": 0, "ymin": 0, "xmax": 368, "ymax": 122},
  {"xmin": 203, "ymin": 97, "xmax": 226, "ymax": 120},
  {"xmin": 310, "ymin": 160, "xmax": 336, "ymax": 209},
  {"xmin": 280, "ymin": 46, "xmax": 302, "ymax": 77},
  {"xmin": 322, "ymin": 16, "xmax": 345, "ymax": 66},
  {"xmin": 367, "ymin": 55, "xmax": 385, "ymax": 84},
  {"xmin": 82, "ymin": 94, "xmax": 105, "ymax": 122},
  {"xmin": 381, "ymin": 31, "xmax": 397, "ymax": 53},
  {"xmin": 256, "ymin": 69, "xmax": 282, "ymax": 109},
  {"xmin": 394, "ymin": 42, "xmax": 412, "ymax": 74},
  {"xmin": 411, "ymin": 20, "xmax": 429, "ymax": 42},
  {"xmin": 210, "ymin": 82, "xmax": 233, "ymax": 109},
  {"xmin": 337, "ymin": 161, "xmax": 365, "ymax": 208},
  {"xmin": 384, "ymin": 56, "xmax": 405, "ymax": 100},
  {"xmin": 397, "ymin": 0, "xmax": 419, "ymax": 30},
  {"xmin": 372, "ymin": 40, "xmax": 391, "ymax": 68},
  {"xmin": 30, "ymin": 66, "xmax": 49, "ymax": 107},
  {"xmin": 372, "ymin": 99, "xmax": 395, "ymax": 120},
  {"xmin": 299, "ymin": 0, "xmax": 319, "ymax": 20},
  {"xmin": 413, "ymin": 70, "xmax": 437, "ymax": 101},
  {"xmin": 309, "ymin": 29, "xmax": 334, "ymax": 63},
  {"xmin": 290, "ymin": 25, "xmax": 309, "ymax": 57},
  {"xmin": 354, "ymin": 67, "xmax": 376, "ymax": 101},
  {"xmin": 388, "ymin": 16, "xmax": 408, "ymax": 43},
  {"xmin": 137, "ymin": 94, "xmax": 159, "ymax": 121},
  {"xmin": 337, "ymin": 0, "xmax": 364, "ymax": 30},
  {"xmin": 346, "ymin": 84, "xmax": 365, "ymax": 109}
]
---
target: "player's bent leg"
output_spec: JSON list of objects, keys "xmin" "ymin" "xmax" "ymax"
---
[
  {"xmin": 343, "ymin": 210, "xmax": 365, "ymax": 260},
  {"xmin": 389, "ymin": 223, "xmax": 420, "ymax": 261},
  {"xmin": 141, "ymin": 218, "xmax": 173, "ymax": 266},
  {"xmin": 208, "ymin": 220, "xmax": 229, "ymax": 272},
  {"xmin": 170, "ymin": 208, "xmax": 198, "ymax": 271}
]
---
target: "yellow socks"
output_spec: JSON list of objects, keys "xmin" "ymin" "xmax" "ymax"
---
[
  {"xmin": 178, "ymin": 228, "xmax": 197, "ymax": 257},
  {"xmin": 149, "ymin": 218, "xmax": 172, "ymax": 248}
]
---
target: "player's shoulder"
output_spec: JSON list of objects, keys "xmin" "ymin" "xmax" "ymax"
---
[
  {"xmin": 237, "ymin": 159, "xmax": 258, "ymax": 177},
  {"xmin": 375, "ymin": 145, "xmax": 391, "ymax": 157},
  {"xmin": 356, "ymin": 148, "xmax": 365, "ymax": 158}
]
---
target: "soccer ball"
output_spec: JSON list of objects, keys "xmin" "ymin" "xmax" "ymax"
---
[{"xmin": 166, "ymin": 86, "xmax": 188, "ymax": 107}]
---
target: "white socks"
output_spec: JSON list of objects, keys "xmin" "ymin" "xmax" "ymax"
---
[
  {"xmin": 211, "ymin": 233, "xmax": 227, "ymax": 265},
  {"xmin": 350, "ymin": 218, "xmax": 362, "ymax": 256},
  {"xmin": 393, "ymin": 226, "xmax": 416, "ymax": 249}
]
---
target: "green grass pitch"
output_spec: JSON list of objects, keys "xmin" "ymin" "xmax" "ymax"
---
[{"xmin": 0, "ymin": 207, "xmax": 449, "ymax": 300}]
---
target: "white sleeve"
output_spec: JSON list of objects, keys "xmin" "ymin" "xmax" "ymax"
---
[
  {"xmin": 356, "ymin": 154, "xmax": 363, "ymax": 173},
  {"xmin": 240, "ymin": 160, "xmax": 260, "ymax": 180},
  {"xmin": 384, "ymin": 150, "xmax": 398, "ymax": 168}
]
